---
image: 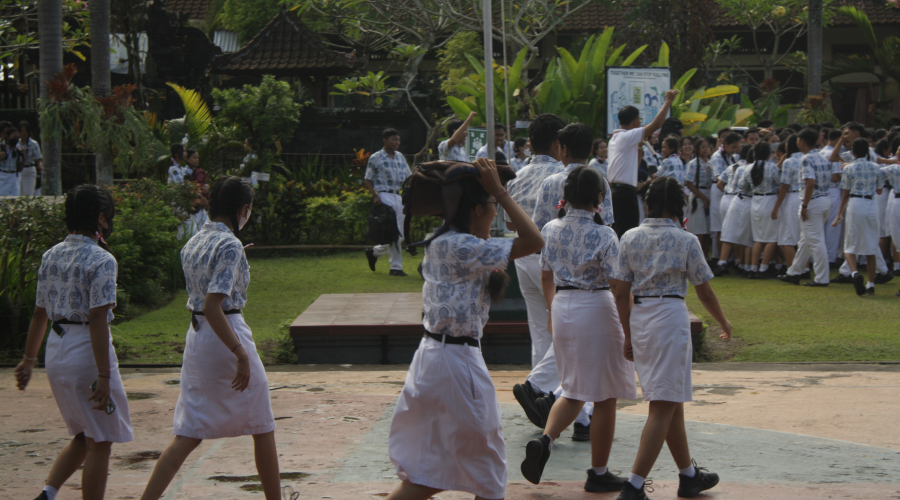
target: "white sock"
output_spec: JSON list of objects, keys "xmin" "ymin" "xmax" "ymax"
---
[
  {"xmin": 544, "ymin": 434, "xmax": 554, "ymax": 451},
  {"xmin": 591, "ymin": 466, "xmax": 608, "ymax": 475},
  {"xmin": 43, "ymin": 486, "xmax": 58, "ymax": 500},
  {"xmin": 894, "ymin": 262, "xmax": 899, "ymax": 271},
  {"xmin": 717, "ymin": 260, "xmax": 727, "ymax": 266},
  {"xmin": 628, "ymin": 473, "xmax": 645, "ymax": 489},
  {"xmin": 867, "ymin": 282, "xmax": 875, "ymax": 289},
  {"xmin": 680, "ymin": 464, "xmax": 697, "ymax": 477},
  {"xmin": 759, "ymin": 264, "xmax": 769, "ymax": 272},
  {"xmin": 750, "ymin": 265, "xmax": 759, "ymax": 272},
  {"xmin": 852, "ymin": 271, "xmax": 858, "ymax": 277}
]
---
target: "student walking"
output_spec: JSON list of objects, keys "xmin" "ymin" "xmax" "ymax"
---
[
  {"xmin": 520, "ymin": 166, "xmax": 636, "ymax": 492},
  {"xmin": 365, "ymin": 128, "xmax": 412, "ymax": 276},
  {"xmin": 15, "ymin": 185, "xmax": 132, "ymax": 500},
  {"xmin": 612, "ymin": 176, "xmax": 732, "ymax": 500},
  {"xmin": 140, "ymin": 177, "xmax": 280, "ymax": 500},
  {"xmin": 386, "ymin": 158, "xmax": 544, "ymax": 500}
]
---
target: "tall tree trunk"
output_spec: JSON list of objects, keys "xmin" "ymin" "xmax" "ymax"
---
[
  {"xmin": 91, "ymin": 0, "xmax": 113, "ymax": 186},
  {"xmin": 807, "ymin": 0, "xmax": 823, "ymax": 95},
  {"xmin": 38, "ymin": 0, "xmax": 63, "ymax": 196}
]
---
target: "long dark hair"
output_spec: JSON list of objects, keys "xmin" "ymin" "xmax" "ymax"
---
[
  {"xmin": 557, "ymin": 166, "xmax": 605, "ymax": 225},
  {"xmin": 750, "ymin": 142, "xmax": 771, "ymax": 187},
  {"xmin": 446, "ymin": 177, "xmax": 510, "ymax": 304},
  {"xmin": 208, "ymin": 176, "xmax": 254, "ymax": 238},
  {"xmin": 786, "ymin": 135, "xmax": 800, "ymax": 156},
  {"xmin": 64, "ymin": 184, "xmax": 115, "ymax": 254},
  {"xmin": 646, "ymin": 176, "xmax": 685, "ymax": 225}
]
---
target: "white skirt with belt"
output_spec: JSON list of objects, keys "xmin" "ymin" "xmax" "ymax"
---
[
  {"xmin": 777, "ymin": 192, "xmax": 802, "ymax": 246},
  {"xmin": 721, "ymin": 195, "xmax": 753, "ymax": 246},
  {"xmin": 709, "ymin": 187, "xmax": 725, "ymax": 232},
  {"xmin": 688, "ymin": 188, "xmax": 711, "ymax": 236},
  {"xmin": 389, "ymin": 336, "xmax": 506, "ymax": 500},
  {"xmin": 45, "ymin": 323, "xmax": 133, "ymax": 443},
  {"xmin": 173, "ymin": 313, "xmax": 276, "ymax": 439},
  {"xmin": 843, "ymin": 197, "xmax": 880, "ymax": 255},
  {"xmin": 551, "ymin": 290, "xmax": 637, "ymax": 402},
  {"xmin": 751, "ymin": 194, "xmax": 779, "ymax": 243},
  {"xmin": 630, "ymin": 298, "xmax": 693, "ymax": 402}
]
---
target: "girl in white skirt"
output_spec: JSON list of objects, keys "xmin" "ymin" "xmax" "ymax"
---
[
  {"xmin": 611, "ymin": 177, "xmax": 732, "ymax": 500},
  {"xmin": 709, "ymin": 133, "xmax": 743, "ymax": 261},
  {"xmin": 881, "ymin": 161, "xmax": 900, "ymax": 296},
  {"xmin": 387, "ymin": 158, "xmax": 544, "ymax": 500},
  {"xmin": 772, "ymin": 137, "xmax": 804, "ymax": 269},
  {"xmin": 833, "ymin": 138, "xmax": 885, "ymax": 296},
  {"xmin": 520, "ymin": 167, "xmax": 636, "ymax": 492},
  {"xmin": 715, "ymin": 146, "xmax": 754, "ymax": 276},
  {"xmin": 140, "ymin": 176, "xmax": 280, "ymax": 500},
  {"xmin": 15, "ymin": 185, "xmax": 133, "ymax": 500},
  {"xmin": 685, "ymin": 138, "xmax": 713, "ymax": 258},
  {"xmin": 744, "ymin": 143, "xmax": 781, "ymax": 278}
]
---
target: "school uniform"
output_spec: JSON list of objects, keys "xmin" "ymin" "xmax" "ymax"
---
[
  {"xmin": 718, "ymin": 161, "xmax": 742, "ymax": 229},
  {"xmin": 777, "ymin": 153, "xmax": 804, "ymax": 246},
  {"xmin": 785, "ymin": 152, "xmax": 834, "ymax": 284},
  {"xmin": 438, "ymin": 140, "xmax": 468, "ymax": 162},
  {"xmin": 749, "ymin": 161, "xmax": 782, "ymax": 243},
  {"xmin": 540, "ymin": 210, "xmax": 636, "ymax": 402},
  {"xmin": 167, "ymin": 160, "xmax": 193, "ymax": 184},
  {"xmin": 510, "ymin": 156, "xmax": 526, "ymax": 172},
  {"xmin": 840, "ymin": 159, "xmax": 885, "ymax": 256},
  {"xmin": 708, "ymin": 150, "xmax": 732, "ymax": 233},
  {"xmin": 390, "ymin": 230, "xmax": 513, "ymax": 500},
  {"xmin": 174, "ymin": 221, "xmax": 275, "ymax": 439},
  {"xmin": 643, "ymin": 144, "xmax": 661, "ymax": 169},
  {"xmin": 720, "ymin": 163, "xmax": 753, "ymax": 247},
  {"xmin": 613, "ymin": 219, "xmax": 714, "ymax": 402},
  {"xmin": 0, "ymin": 144, "xmax": 20, "ymax": 196},
  {"xmin": 18, "ymin": 138, "xmax": 41, "ymax": 196},
  {"xmin": 177, "ymin": 209, "xmax": 209, "ymax": 240},
  {"xmin": 36, "ymin": 235, "xmax": 133, "ymax": 443},
  {"xmin": 822, "ymin": 152, "xmax": 845, "ymax": 262},
  {"xmin": 365, "ymin": 149, "xmax": 412, "ymax": 271},
  {"xmin": 657, "ymin": 154, "xmax": 686, "ymax": 185},
  {"xmin": 475, "ymin": 141, "xmax": 515, "ymax": 161},
  {"xmin": 588, "ymin": 157, "xmax": 608, "ymax": 178},
  {"xmin": 505, "ymin": 155, "xmax": 563, "ymax": 383},
  {"xmin": 881, "ymin": 165, "xmax": 900, "ymax": 246},
  {"xmin": 685, "ymin": 157, "xmax": 712, "ymax": 235},
  {"xmin": 532, "ymin": 163, "xmax": 615, "ymax": 231}
]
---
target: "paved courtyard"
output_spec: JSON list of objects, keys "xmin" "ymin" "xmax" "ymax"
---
[{"xmin": 1, "ymin": 363, "xmax": 899, "ymax": 499}]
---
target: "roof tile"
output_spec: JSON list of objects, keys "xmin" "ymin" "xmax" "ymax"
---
[{"xmin": 165, "ymin": 0, "xmax": 213, "ymax": 21}]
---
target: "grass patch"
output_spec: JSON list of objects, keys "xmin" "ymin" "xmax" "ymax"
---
[
  {"xmin": 687, "ymin": 269, "xmax": 900, "ymax": 362},
  {"xmin": 112, "ymin": 251, "xmax": 424, "ymax": 364}
]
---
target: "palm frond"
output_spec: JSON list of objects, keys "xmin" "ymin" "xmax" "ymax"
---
[
  {"xmin": 166, "ymin": 82, "xmax": 212, "ymax": 148},
  {"xmin": 838, "ymin": 6, "xmax": 879, "ymax": 53},
  {"xmin": 823, "ymin": 54, "xmax": 877, "ymax": 82}
]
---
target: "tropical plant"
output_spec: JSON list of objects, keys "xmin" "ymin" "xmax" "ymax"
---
[
  {"xmin": 444, "ymin": 48, "xmax": 528, "ymax": 128},
  {"xmin": 332, "ymin": 71, "xmax": 399, "ymax": 107},
  {"xmin": 0, "ymin": 0, "xmax": 91, "ymax": 62},
  {"xmin": 675, "ymin": 84, "xmax": 755, "ymax": 136},
  {"xmin": 795, "ymin": 92, "xmax": 840, "ymax": 125},
  {"xmin": 436, "ymin": 31, "xmax": 483, "ymax": 97}
]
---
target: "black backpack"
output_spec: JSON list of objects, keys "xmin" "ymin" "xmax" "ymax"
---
[{"xmin": 366, "ymin": 203, "xmax": 400, "ymax": 246}]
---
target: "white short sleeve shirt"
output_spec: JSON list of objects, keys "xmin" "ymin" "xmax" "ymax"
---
[{"xmin": 607, "ymin": 128, "xmax": 645, "ymax": 186}]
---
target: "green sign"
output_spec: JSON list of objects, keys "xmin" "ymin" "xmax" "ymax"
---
[{"xmin": 466, "ymin": 128, "xmax": 487, "ymax": 161}]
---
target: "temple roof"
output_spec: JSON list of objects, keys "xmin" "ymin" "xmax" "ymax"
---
[{"xmin": 165, "ymin": 0, "xmax": 214, "ymax": 21}]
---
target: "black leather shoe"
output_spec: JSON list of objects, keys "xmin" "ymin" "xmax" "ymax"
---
[
  {"xmin": 513, "ymin": 382, "xmax": 545, "ymax": 428},
  {"xmin": 616, "ymin": 480, "xmax": 653, "ymax": 500},
  {"xmin": 521, "ymin": 435, "xmax": 551, "ymax": 484},
  {"xmin": 799, "ymin": 271, "xmax": 811, "ymax": 279},
  {"xmin": 866, "ymin": 287, "xmax": 875, "ymax": 296},
  {"xmin": 875, "ymin": 273, "xmax": 894, "ymax": 285},
  {"xmin": 853, "ymin": 273, "xmax": 866, "ymax": 296},
  {"xmin": 745, "ymin": 271, "xmax": 757, "ymax": 279},
  {"xmin": 778, "ymin": 274, "xmax": 800, "ymax": 285},
  {"xmin": 572, "ymin": 422, "xmax": 591, "ymax": 441},
  {"xmin": 388, "ymin": 269, "xmax": 408, "ymax": 277},
  {"xmin": 832, "ymin": 273, "xmax": 853, "ymax": 284},
  {"xmin": 803, "ymin": 281, "xmax": 828, "ymax": 287},
  {"xmin": 534, "ymin": 393, "xmax": 555, "ymax": 427},
  {"xmin": 365, "ymin": 249, "xmax": 377, "ymax": 271},
  {"xmin": 713, "ymin": 264, "xmax": 729, "ymax": 277},
  {"xmin": 584, "ymin": 469, "xmax": 626, "ymax": 492},
  {"xmin": 677, "ymin": 461, "xmax": 720, "ymax": 497},
  {"xmin": 893, "ymin": 269, "xmax": 900, "ymax": 277},
  {"xmin": 34, "ymin": 493, "xmax": 49, "ymax": 500}
]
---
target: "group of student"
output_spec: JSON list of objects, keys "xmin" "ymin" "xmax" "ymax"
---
[{"xmin": 0, "ymin": 120, "xmax": 43, "ymax": 197}]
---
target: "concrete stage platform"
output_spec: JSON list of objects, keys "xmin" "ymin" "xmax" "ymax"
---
[{"xmin": 290, "ymin": 293, "xmax": 703, "ymax": 365}]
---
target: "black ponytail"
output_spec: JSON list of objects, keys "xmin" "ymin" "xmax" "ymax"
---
[
  {"xmin": 749, "ymin": 142, "xmax": 771, "ymax": 187},
  {"xmin": 64, "ymin": 184, "xmax": 115, "ymax": 254},
  {"xmin": 645, "ymin": 176, "xmax": 685, "ymax": 225},
  {"xmin": 208, "ymin": 176, "xmax": 254, "ymax": 238},
  {"xmin": 557, "ymin": 166, "xmax": 606, "ymax": 225}
]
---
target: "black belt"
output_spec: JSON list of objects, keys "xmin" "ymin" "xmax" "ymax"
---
[
  {"xmin": 811, "ymin": 194, "xmax": 827, "ymax": 200},
  {"xmin": 633, "ymin": 295, "xmax": 684, "ymax": 304},
  {"xmin": 191, "ymin": 309, "xmax": 242, "ymax": 330},
  {"xmin": 788, "ymin": 190, "xmax": 799, "ymax": 193},
  {"xmin": 51, "ymin": 319, "xmax": 89, "ymax": 337},
  {"xmin": 738, "ymin": 193, "xmax": 750, "ymax": 200},
  {"xmin": 379, "ymin": 189, "xmax": 400, "ymax": 195},
  {"xmin": 756, "ymin": 192, "xmax": 779, "ymax": 196},
  {"xmin": 611, "ymin": 182, "xmax": 637, "ymax": 191},
  {"xmin": 0, "ymin": 170, "xmax": 16, "ymax": 174},
  {"xmin": 424, "ymin": 331, "xmax": 479, "ymax": 347},
  {"xmin": 556, "ymin": 286, "xmax": 610, "ymax": 292},
  {"xmin": 849, "ymin": 194, "xmax": 873, "ymax": 200},
  {"xmin": 895, "ymin": 193, "xmax": 900, "ymax": 199}
]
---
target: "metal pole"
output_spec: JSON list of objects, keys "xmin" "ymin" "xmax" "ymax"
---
[
  {"xmin": 483, "ymin": 0, "xmax": 495, "ymax": 161},
  {"xmin": 501, "ymin": 0, "xmax": 510, "ymax": 147},
  {"xmin": 807, "ymin": 0, "xmax": 823, "ymax": 95}
]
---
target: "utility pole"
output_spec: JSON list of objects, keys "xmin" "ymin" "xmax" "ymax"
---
[
  {"xmin": 482, "ymin": 0, "xmax": 495, "ymax": 161},
  {"xmin": 807, "ymin": 0, "xmax": 823, "ymax": 95},
  {"xmin": 91, "ymin": 0, "xmax": 113, "ymax": 186},
  {"xmin": 38, "ymin": 0, "xmax": 63, "ymax": 195}
]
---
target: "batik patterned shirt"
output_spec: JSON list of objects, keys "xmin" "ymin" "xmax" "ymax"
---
[
  {"xmin": 780, "ymin": 152, "xmax": 804, "ymax": 191},
  {"xmin": 167, "ymin": 161, "xmax": 193, "ymax": 184},
  {"xmin": 881, "ymin": 165, "xmax": 900, "ymax": 193},
  {"xmin": 657, "ymin": 154, "xmax": 686, "ymax": 185},
  {"xmin": 685, "ymin": 158, "xmax": 712, "ymax": 189},
  {"xmin": 475, "ymin": 141, "xmax": 514, "ymax": 161},
  {"xmin": 588, "ymin": 158, "xmax": 608, "ymax": 177},
  {"xmin": 36, "ymin": 235, "xmax": 117, "ymax": 323},
  {"xmin": 720, "ymin": 163, "xmax": 745, "ymax": 195},
  {"xmin": 504, "ymin": 155, "xmax": 563, "ymax": 223},
  {"xmin": 800, "ymin": 151, "xmax": 835, "ymax": 198},
  {"xmin": 532, "ymin": 163, "xmax": 615, "ymax": 231},
  {"xmin": 364, "ymin": 149, "xmax": 411, "ymax": 192},
  {"xmin": 612, "ymin": 218, "xmax": 713, "ymax": 297},
  {"xmin": 709, "ymin": 149, "xmax": 734, "ymax": 183},
  {"xmin": 182, "ymin": 221, "xmax": 250, "ymax": 312},
  {"xmin": 840, "ymin": 158, "xmax": 885, "ymax": 196},
  {"xmin": 437, "ymin": 140, "xmax": 468, "ymax": 162},
  {"xmin": 19, "ymin": 138, "xmax": 42, "ymax": 166},
  {"xmin": 541, "ymin": 209, "xmax": 618, "ymax": 289},
  {"xmin": 743, "ymin": 161, "xmax": 781, "ymax": 195},
  {"xmin": 510, "ymin": 157, "xmax": 526, "ymax": 172},
  {"xmin": 421, "ymin": 230, "xmax": 514, "ymax": 339}
]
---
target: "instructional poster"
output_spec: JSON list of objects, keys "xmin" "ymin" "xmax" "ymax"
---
[
  {"xmin": 466, "ymin": 128, "xmax": 487, "ymax": 161},
  {"xmin": 606, "ymin": 67, "xmax": 672, "ymax": 136}
]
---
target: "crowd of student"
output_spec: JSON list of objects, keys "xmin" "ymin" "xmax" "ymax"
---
[{"xmin": 0, "ymin": 120, "xmax": 43, "ymax": 197}]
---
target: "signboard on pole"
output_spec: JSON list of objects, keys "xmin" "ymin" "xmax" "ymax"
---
[
  {"xmin": 466, "ymin": 128, "xmax": 487, "ymax": 161},
  {"xmin": 606, "ymin": 67, "xmax": 672, "ymax": 136}
]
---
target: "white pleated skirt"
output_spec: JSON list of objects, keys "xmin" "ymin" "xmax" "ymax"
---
[
  {"xmin": 551, "ymin": 290, "xmax": 637, "ymax": 402},
  {"xmin": 719, "ymin": 193, "xmax": 735, "ymax": 226},
  {"xmin": 630, "ymin": 298, "xmax": 693, "ymax": 403},
  {"xmin": 887, "ymin": 191, "xmax": 900, "ymax": 243},
  {"xmin": 389, "ymin": 336, "xmax": 506, "ymax": 500},
  {"xmin": 687, "ymin": 188, "xmax": 711, "ymax": 236},
  {"xmin": 45, "ymin": 324, "xmax": 134, "ymax": 443},
  {"xmin": 721, "ymin": 195, "xmax": 753, "ymax": 246},
  {"xmin": 751, "ymin": 195, "xmax": 779, "ymax": 243},
  {"xmin": 777, "ymin": 192, "xmax": 802, "ymax": 246},
  {"xmin": 843, "ymin": 197, "xmax": 880, "ymax": 255},
  {"xmin": 173, "ymin": 313, "xmax": 275, "ymax": 439},
  {"xmin": 876, "ymin": 190, "xmax": 890, "ymax": 238},
  {"xmin": 709, "ymin": 187, "xmax": 724, "ymax": 232}
]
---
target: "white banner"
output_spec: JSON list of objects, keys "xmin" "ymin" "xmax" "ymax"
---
[{"xmin": 606, "ymin": 67, "xmax": 671, "ymax": 135}]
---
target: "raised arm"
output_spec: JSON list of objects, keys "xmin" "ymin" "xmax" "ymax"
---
[
  {"xmin": 642, "ymin": 89, "xmax": 679, "ymax": 140},
  {"xmin": 448, "ymin": 112, "xmax": 477, "ymax": 148},
  {"xmin": 473, "ymin": 158, "xmax": 544, "ymax": 260}
]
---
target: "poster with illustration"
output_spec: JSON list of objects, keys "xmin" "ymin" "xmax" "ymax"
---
[
  {"xmin": 606, "ymin": 67, "xmax": 671, "ymax": 136},
  {"xmin": 466, "ymin": 128, "xmax": 487, "ymax": 161}
]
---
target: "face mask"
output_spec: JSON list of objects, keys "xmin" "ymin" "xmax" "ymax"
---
[
  {"xmin": 238, "ymin": 208, "xmax": 251, "ymax": 230},
  {"xmin": 523, "ymin": 148, "xmax": 532, "ymax": 157}
]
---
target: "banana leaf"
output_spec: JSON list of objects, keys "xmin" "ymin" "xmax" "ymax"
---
[
  {"xmin": 719, "ymin": 104, "xmax": 740, "ymax": 124},
  {"xmin": 621, "ymin": 45, "xmax": 647, "ymax": 67},
  {"xmin": 734, "ymin": 108, "xmax": 754, "ymax": 126},
  {"xmin": 680, "ymin": 112, "xmax": 708, "ymax": 123},
  {"xmin": 656, "ymin": 42, "xmax": 669, "ymax": 67}
]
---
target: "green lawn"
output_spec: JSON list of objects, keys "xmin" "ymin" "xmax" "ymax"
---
[{"xmin": 113, "ymin": 251, "xmax": 900, "ymax": 364}]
